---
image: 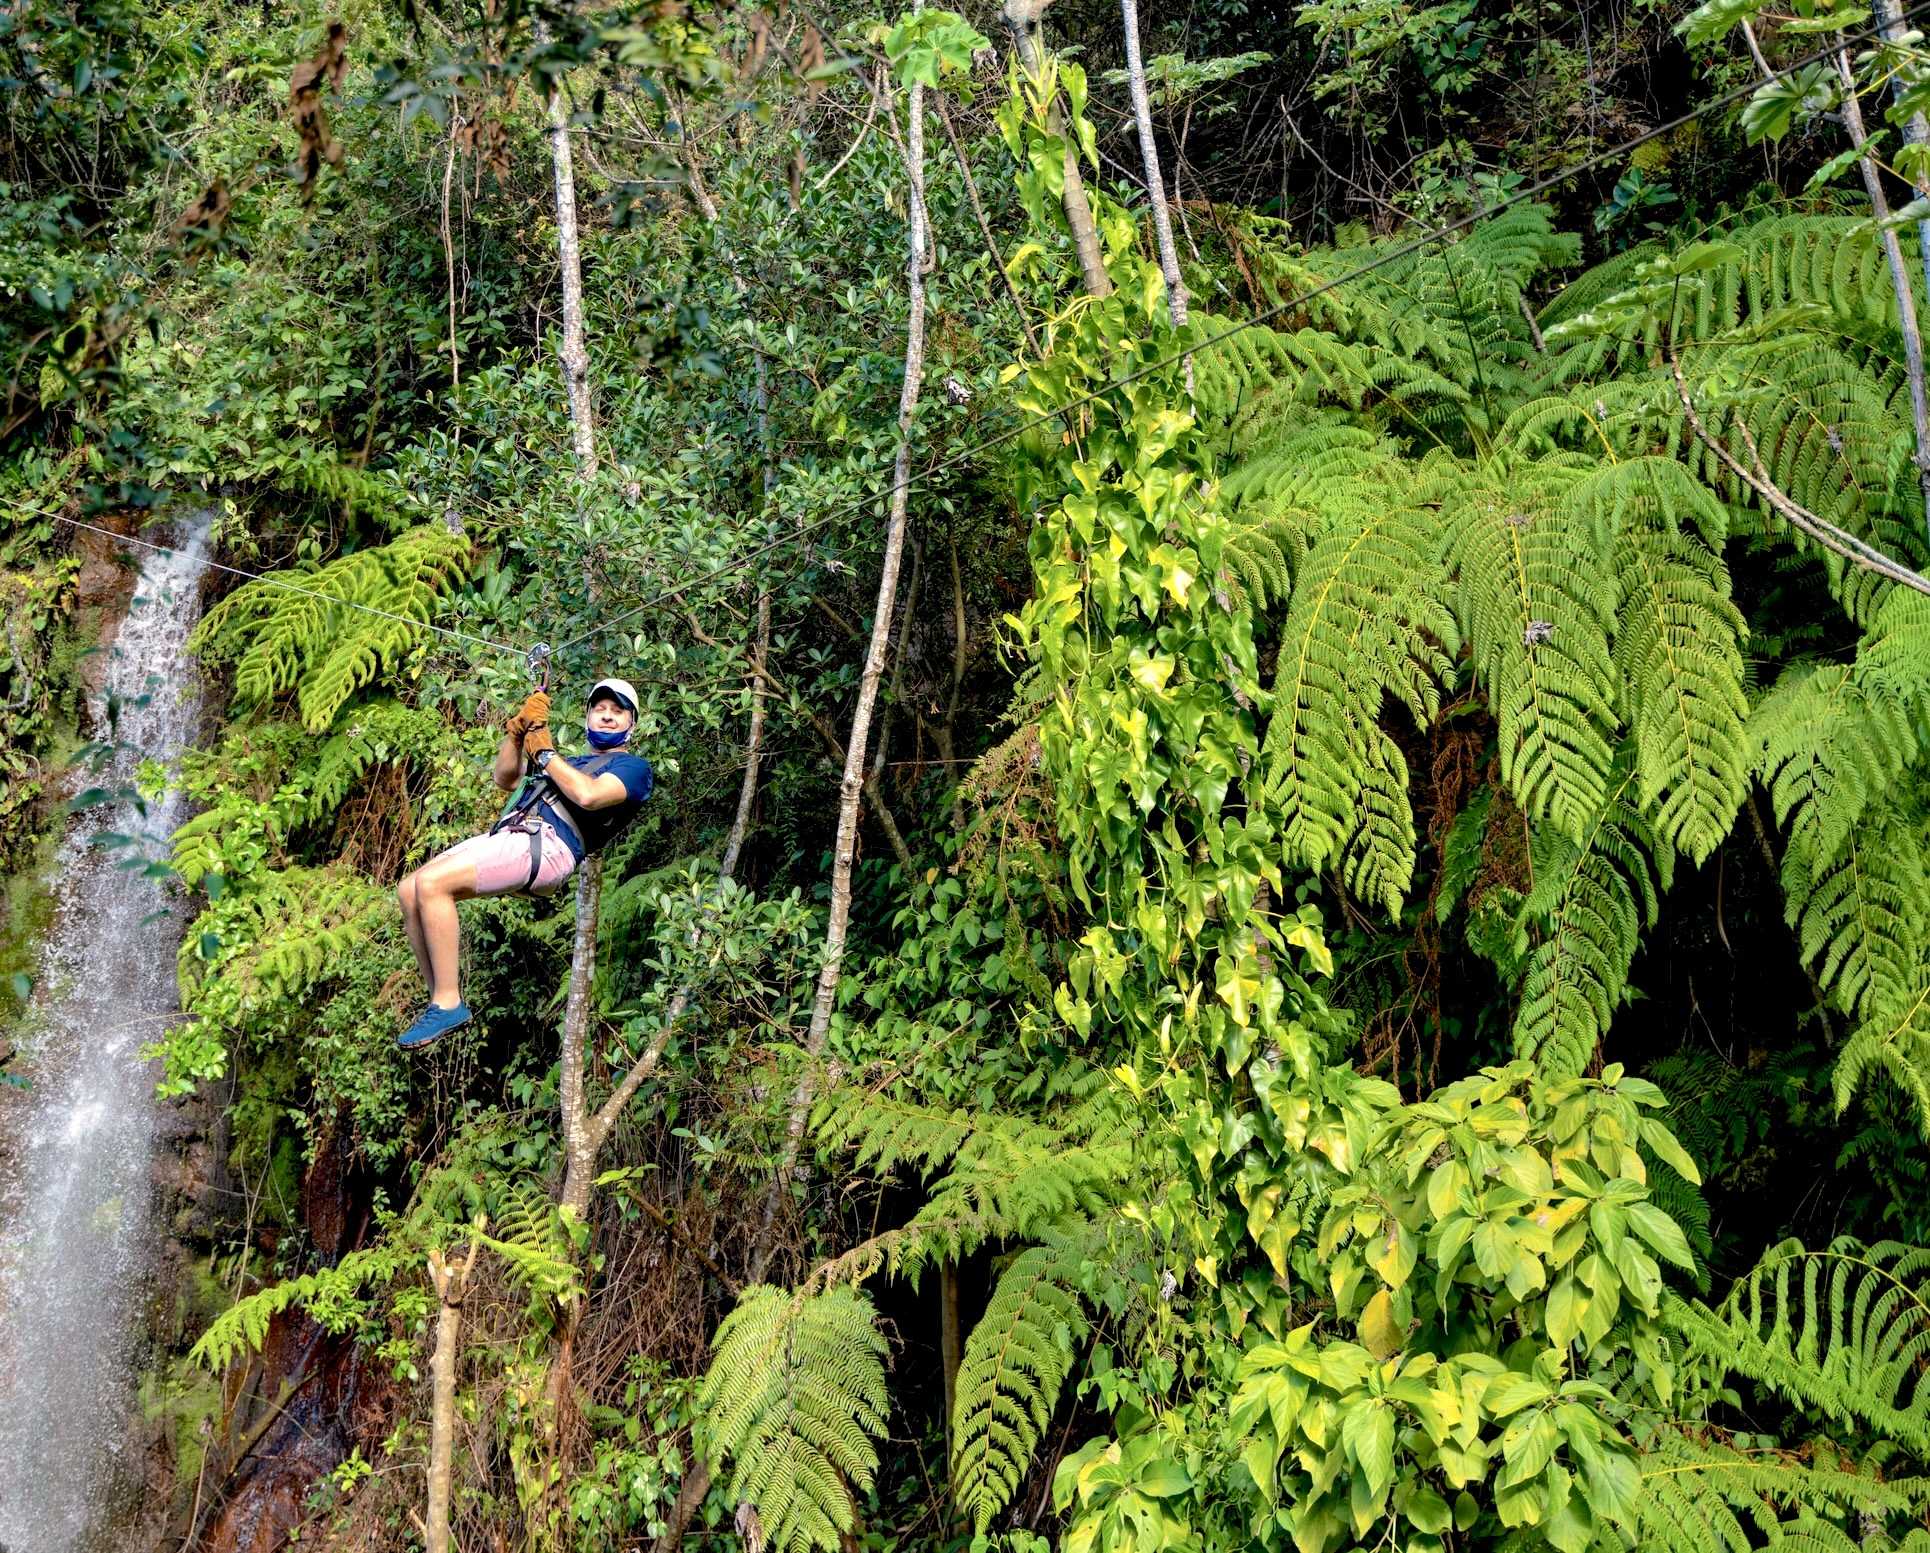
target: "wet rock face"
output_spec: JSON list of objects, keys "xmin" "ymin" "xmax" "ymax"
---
[
  {"xmin": 197, "ymin": 1315, "xmax": 358, "ymax": 1553},
  {"xmin": 171, "ymin": 1111, "xmax": 395, "ymax": 1553},
  {"xmin": 70, "ymin": 521, "xmax": 141, "ymax": 702}
]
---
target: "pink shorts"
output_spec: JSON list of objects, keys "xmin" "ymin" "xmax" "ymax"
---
[{"xmin": 435, "ymin": 822, "xmax": 578, "ymax": 898}]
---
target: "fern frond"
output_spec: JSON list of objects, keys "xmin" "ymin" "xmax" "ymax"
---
[
  {"xmin": 1339, "ymin": 726, "xmax": 1418, "ymax": 917},
  {"xmin": 1835, "ymin": 978, "xmax": 1930, "ymax": 1132},
  {"xmin": 476, "ymin": 1179, "xmax": 581, "ymax": 1307},
  {"xmin": 1262, "ymin": 490, "xmax": 1455, "ymax": 891},
  {"xmin": 297, "ymin": 699, "xmax": 467, "ymax": 825},
  {"xmin": 951, "ymin": 1242, "xmax": 1091, "ymax": 1532},
  {"xmin": 1609, "ymin": 511, "xmax": 1748, "ymax": 863},
  {"xmin": 189, "ymin": 1245, "xmax": 405, "ymax": 1371},
  {"xmin": 1782, "ymin": 804, "xmax": 1927, "ymax": 1022},
  {"xmin": 192, "ymin": 525, "xmax": 473, "ymax": 731},
  {"xmin": 903, "ymin": 1137, "xmax": 1130, "ymax": 1278},
  {"xmin": 1667, "ymin": 1237, "xmax": 1930, "ymax": 1453},
  {"xmin": 1855, "ymin": 588, "xmax": 1930, "ymax": 722},
  {"xmin": 1751, "ymin": 664, "xmax": 1916, "ymax": 879},
  {"xmin": 1623, "ymin": 1429, "xmax": 1930, "ymax": 1553},
  {"xmin": 699, "ymin": 1285, "xmax": 890, "ymax": 1553},
  {"xmin": 1445, "ymin": 464, "xmax": 1621, "ymax": 838},
  {"xmin": 179, "ymin": 866, "xmax": 389, "ymax": 1024},
  {"xmin": 1513, "ymin": 761, "xmax": 1673, "ymax": 1077}
]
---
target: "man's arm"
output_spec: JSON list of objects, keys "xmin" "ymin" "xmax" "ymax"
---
[
  {"xmin": 493, "ymin": 731, "xmax": 524, "ymax": 791},
  {"xmin": 540, "ymin": 756, "xmax": 633, "ymax": 811}
]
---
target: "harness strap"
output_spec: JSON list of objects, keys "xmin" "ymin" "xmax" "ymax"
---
[{"xmin": 490, "ymin": 752, "xmax": 622, "ymax": 891}]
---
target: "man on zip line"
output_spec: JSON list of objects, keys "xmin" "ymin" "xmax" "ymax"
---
[{"xmin": 395, "ymin": 677, "xmax": 653, "ymax": 1050}]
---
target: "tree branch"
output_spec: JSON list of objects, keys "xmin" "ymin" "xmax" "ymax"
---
[{"xmin": 1670, "ymin": 350, "xmax": 1930, "ymax": 596}]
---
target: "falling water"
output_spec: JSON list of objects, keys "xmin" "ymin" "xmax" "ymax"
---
[{"xmin": 0, "ymin": 521, "xmax": 212, "ymax": 1553}]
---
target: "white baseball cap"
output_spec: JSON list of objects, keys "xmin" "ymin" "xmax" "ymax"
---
[{"xmin": 588, "ymin": 677, "xmax": 639, "ymax": 712}]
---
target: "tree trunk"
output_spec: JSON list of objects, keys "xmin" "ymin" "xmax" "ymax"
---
[
  {"xmin": 542, "ymin": 30, "xmax": 603, "ymax": 1439},
  {"xmin": 1000, "ymin": 0, "xmax": 1111, "ymax": 298},
  {"xmin": 425, "ymin": 1243, "xmax": 477, "ymax": 1553},
  {"xmin": 1873, "ymin": 0, "xmax": 1930, "ymax": 305},
  {"xmin": 940, "ymin": 1261, "xmax": 962, "ymax": 1456},
  {"xmin": 653, "ymin": 46, "xmax": 938, "ymax": 1553},
  {"xmin": 546, "ymin": 82, "xmax": 598, "ymax": 480},
  {"xmin": 743, "ymin": 44, "xmax": 932, "ymax": 1291},
  {"xmin": 556, "ymin": 861, "xmax": 605, "ymax": 1223},
  {"xmin": 1119, "ymin": 0, "xmax": 1187, "ymax": 330},
  {"xmin": 1834, "ymin": 46, "xmax": 1930, "ymax": 540}
]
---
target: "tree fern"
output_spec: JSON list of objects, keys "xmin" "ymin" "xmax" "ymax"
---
[
  {"xmin": 191, "ymin": 524, "xmax": 472, "ymax": 732},
  {"xmin": 811, "ymin": 1088, "xmax": 1013, "ymax": 1183},
  {"xmin": 179, "ymin": 866, "xmax": 389, "ymax": 1027},
  {"xmin": 952, "ymin": 1241, "xmax": 1092, "ymax": 1532},
  {"xmin": 811, "ymin": 1086, "xmax": 1130, "ymax": 1281},
  {"xmin": 1836, "ymin": 978, "xmax": 1930, "ymax": 1132},
  {"xmin": 1666, "ymin": 1237, "xmax": 1930, "ymax": 1454},
  {"xmin": 1782, "ymin": 804, "xmax": 1928, "ymax": 1025},
  {"xmin": 1853, "ymin": 589, "xmax": 1930, "ymax": 724},
  {"xmin": 1751, "ymin": 664, "xmax": 1917, "ymax": 884},
  {"xmin": 1260, "ymin": 481, "xmax": 1456, "ymax": 894},
  {"xmin": 1328, "ymin": 204, "xmax": 1579, "ymax": 415},
  {"xmin": 1539, "ymin": 215, "xmax": 1908, "ymax": 383},
  {"xmin": 698, "ymin": 1285, "xmax": 890, "ymax": 1553},
  {"xmin": 476, "ymin": 1179, "xmax": 582, "ymax": 1310},
  {"xmin": 297, "ymin": 698, "xmax": 467, "ymax": 824},
  {"xmin": 1340, "ymin": 725, "xmax": 1420, "ymax": 917}
]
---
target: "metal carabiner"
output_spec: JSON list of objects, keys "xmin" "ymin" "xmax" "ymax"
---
[{"xmin": 526, "ymin": 641, "xmax": 552, "ymax": 691}]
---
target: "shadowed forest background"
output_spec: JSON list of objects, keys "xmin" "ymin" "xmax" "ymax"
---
[{"xmin": 10, "ymin": 0, "xmax": 1930, "ymax": 1548}]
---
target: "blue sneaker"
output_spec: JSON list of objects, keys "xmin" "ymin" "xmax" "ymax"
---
[{"xmin": 398, "ymin": 1002, "xmax": 472, "ymax": 1050}]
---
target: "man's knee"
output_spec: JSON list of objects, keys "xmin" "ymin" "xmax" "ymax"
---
[
  {"xmin": 398, "ymin": 873, "xmax": 418, "ymax": 913},
  {"xmin": 414, "ymin": 860, "xmax": 464, "ymax": 903}
]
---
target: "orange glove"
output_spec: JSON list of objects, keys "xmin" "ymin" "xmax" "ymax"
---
[
  {"xmin": 522, "ymin": 723, "xmax": 556, "ymax": 761},
  {"xmin": 503, "ymin": 689, "xmax": 551, "ymax": 740}
]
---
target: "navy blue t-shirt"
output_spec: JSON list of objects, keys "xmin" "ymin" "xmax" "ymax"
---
[{"xmin": 538, "ymin": 752, "xmax": 653, "ymax": 860}]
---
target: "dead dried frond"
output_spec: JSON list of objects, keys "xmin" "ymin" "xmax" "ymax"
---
[{"xmin": 288, "ymin": 21, "xmax": 349, "ymax": 201}]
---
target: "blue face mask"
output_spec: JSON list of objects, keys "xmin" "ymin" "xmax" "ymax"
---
[{"xmin": 585, "ymin": 723, "xmax": 631, "ymax": 752}]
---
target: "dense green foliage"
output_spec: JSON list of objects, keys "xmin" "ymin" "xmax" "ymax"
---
[{"xmin": 13, "ymin": 0, "xmax": 1930, "ymax": 1548}]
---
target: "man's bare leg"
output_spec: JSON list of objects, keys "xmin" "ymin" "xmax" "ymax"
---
[
  {"xmin": 411, "ymin": 856, "xmax": 479, "ymax": 1009},
  {"xmin": 398, "ymin": 874, "xmax": 433, "ymax": 990}
]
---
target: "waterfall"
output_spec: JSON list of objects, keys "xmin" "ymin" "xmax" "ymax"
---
[{"xmin": 0, "ymin": 521, "xmax": 213, "ymax": 1553}]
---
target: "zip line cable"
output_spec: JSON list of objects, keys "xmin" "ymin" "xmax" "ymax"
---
[
  {"xmin": 20, "ymin": 6, "xmax": 1930, "ymax": 678},
  {"xmin": 548, "ymin": 2, "xmax": 1930, "ymax": 655}
]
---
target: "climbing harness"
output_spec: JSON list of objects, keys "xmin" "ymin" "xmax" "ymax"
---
[
  {"xmin": 490, "ymin": 641, "xmax": 645, "ymax": 890},
  {"xmin": 490, "ymin": 750, "xmax": 624, "ymax": 891}
]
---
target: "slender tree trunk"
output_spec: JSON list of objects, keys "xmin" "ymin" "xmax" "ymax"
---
[
  {"xmin": 720, "ymin": 590, "xmax": 771, "ymax": 881},
  {"xmin": 743, "ymin": 48, "xmax": 932, "ymax": 1291},
  {"xmin": 1001, "ymin": 0, "xmax": 1111, "ymax": 297},
  {"xmin": 541, "ymin": 25, "xmax": 603, "ymax": 1444},
  {"xmin": 1873, "ymin": 0, "xmax": 1930, "ymax": 302},
  {"xmin": 653, "ymin": 47, "xmax": 938, "ymax": 1553},
  {"xmin": 940, "ymin": 1261, "xmax": 962, "ymax": 1455},
  {"xmin": 1119, "ymin": 0, "xmax": 1187, "ymax": 329},
  {"xmin": 546, "ymin": 80, "xmax": 598, "ymax": 479},
  {"xmin": 1834, "ymin": 46, "xmax": 1930, "ymax": 539},
  {"xmin": 424, "ymin": 1242, "xmax": 477, "ymax": 1553},
  {"xmin": 557, "ymin": 862, "xmax": 604, "ymax": 1223}
]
